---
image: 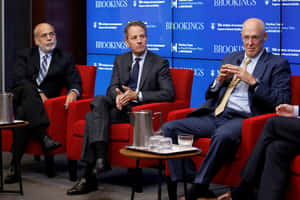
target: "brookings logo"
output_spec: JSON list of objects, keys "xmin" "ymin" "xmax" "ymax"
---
[
  {"xmin": 95, "ymin": 0, "xmax": 128, "ymax": 8},
  {"xmin": 96, "ymin": 41, "xmax": 128, "ymax": 49},
  {"xmin": 166, "ymin": 22, "xmax": 205, "ymax": 31},
  {"xmin": 214, "ymin": 0, "xmax": 256, "ymax": 7}
]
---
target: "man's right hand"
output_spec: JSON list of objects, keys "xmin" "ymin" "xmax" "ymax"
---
[
  {"xmin": 216, "ymin": 64, "xmax": 235, "ymax": 82},
  {"xmin": 276, "ymin": 104, "xmax": 295, "ymax": 117},
  {"xmin": 115, "ymin": 88, "xmax": 124, "ymax": 110},
  {"xmin": 39, "ymin": 92, "xmax": 48, "ymax": 103}
]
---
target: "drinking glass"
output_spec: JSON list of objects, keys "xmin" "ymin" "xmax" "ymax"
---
[
  {"xmin": 178, "ymin": 134, "xmax": 194, "ymax": 147},
  {"xmin": 159, "ymin": 137, "xmax": 173, "ymax": 150}
]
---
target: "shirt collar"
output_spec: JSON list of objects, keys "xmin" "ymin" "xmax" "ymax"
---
[
  {"xmin": 132, "ymin": 49, "xmax": 147, "ymax": 61},
  {"xmin": 38, "ymin": 48, "xmax": 53, "ymax": 58}
]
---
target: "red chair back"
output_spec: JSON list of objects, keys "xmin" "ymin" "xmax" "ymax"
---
[
  {"xmin": 76, "ymin": 65, "xmax": 97, "ymax": 99},
  {"xmin": 170, "ymin": 68, "xmax": 194, "ymax": 107},
  {"xmin": 291, "ymin": 75, "xmax": 300, "ymax": 105},
  {"xmin": 59, "ymin": 65, "xmax": 97, "ymax": 99}
]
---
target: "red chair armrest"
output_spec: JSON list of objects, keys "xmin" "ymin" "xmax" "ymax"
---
[
  {"xmin": 167, "ymin": 108, "xmax": 196, "ymax": 122},
  {"xmin": 43, "ymin": 96, "xmax": 68, "ymax": 145},
  {"xmin": 68, "ymin": 98, "xmax": 93, "ymax": 120},
  {"xmin": 132, "ymin": 102, "xmax": 177, "ymax": 123}
]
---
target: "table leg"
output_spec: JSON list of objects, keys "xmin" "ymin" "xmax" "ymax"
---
[
  {"xmin": 158, "ymin": 160, "xmax": 163, "ymax": 200},
  {"xmin": 12, "ymin": 128, "xmax": 23, "ymax": 195},
  {"xmin": 131, "ymin": 159, "xmax": 140, "ymax": 200},
  {"xmin": 0, "ymin": 130, "xmax": 3, "ymax": 190},
  {"xmin": 181, "ymin": 159, "xmax": 188, "ymax": 199}
]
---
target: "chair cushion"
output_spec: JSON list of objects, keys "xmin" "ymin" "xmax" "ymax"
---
[
  {"xmin": 72, "ymin": 120, "xmax": 131, "ymax": 142},
  {"xmin": 290, "ymin": 155, "xmax": 300, "ymax": 176}
]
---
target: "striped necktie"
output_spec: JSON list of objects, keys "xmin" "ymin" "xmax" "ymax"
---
[
  {"xmin": 214, "ymin": 57, "xmax": 251, "ymax": 116},
  {"xmin": 36, "ymin": 54, "xmax": 49, "ymax": 85}
]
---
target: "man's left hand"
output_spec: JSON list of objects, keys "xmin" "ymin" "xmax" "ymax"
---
[
  {"xmin": 121, "ymin": 86, "xmax": 138, "ymax": 103},
  {"xmin": 224, "ymin": 64, "xmax": 256, "ymax": 85},
  {"xmin": 65, "ymin": 91, "xmax": 78, "ymax": 110}
]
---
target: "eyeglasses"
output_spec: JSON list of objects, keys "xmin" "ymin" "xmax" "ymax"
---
[{"xmin": 39, "ymin": 32, "xmax": 56, "ymax": 39}]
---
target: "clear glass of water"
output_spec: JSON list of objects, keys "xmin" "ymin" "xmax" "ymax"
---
[
  {"xmin": 178, "ymin": 134, "xmax": 194, "ymax": 147},
  {"xmin": 159, "ymin": 137, "xmax": 173, "ymax": 150},
  {"xmin": 149, "ymin": 135, "xmax": 164, "ymax": 150}
]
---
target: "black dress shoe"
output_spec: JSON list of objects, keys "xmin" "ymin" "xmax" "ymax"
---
[
  {"xmin": 95, "ymin": 158, "xmax": 111, "ymax": 176},
  {"xmin": 187, "ymin": 184, "xmax": 216, "ymax": 200},
  {"xmin": 66, "ymin": 177, "xmax": 97, "ymax": 195},
  {"xmin": 4, "ymin": 166, "xmax": 20, "ymax": 184},
  {"xmin": 41, "ymin": 135, "xmax": 62, "ymax": 153}
]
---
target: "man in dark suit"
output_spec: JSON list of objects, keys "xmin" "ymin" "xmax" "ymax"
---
[
  {"xmin": 5, "ymin": 23, "xmax": 82, "ymax": 184},
  {"xmin": 66, "ymin": 20, "xmax": 175, "ymax": 195},
  {"xmin": 206, "ymin": 104, "xmax": 300, "ymax": 200},
  {"xmin": 162, "ymin": 18, "xmax": 291, "ymax": 200}
]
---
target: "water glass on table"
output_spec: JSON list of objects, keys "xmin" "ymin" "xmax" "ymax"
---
[{"xmin": 178, "ymin": 134, "xmax": 194, "ymax": 147}]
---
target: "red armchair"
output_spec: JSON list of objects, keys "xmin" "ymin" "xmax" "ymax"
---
[
  {"xmin": 165, "ymin": 75, "xmax": 300, "ymax": 191},
  {"xmin": 66, "ymin": 68, "xmax": 194, "ymax": 182},
  {"xmin": 1, "ymin": 65, "xmax": 97, "ymax": 176}
]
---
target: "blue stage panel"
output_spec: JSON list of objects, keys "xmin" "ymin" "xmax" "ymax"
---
[
  {"xmin": 87, "ymin": 0, "xmax": 172, "ymax": 57},
  {"xmin": 282, "ymin": 2, "xmax": 300, "ymax": 63},
  {"xmin": 87, "ymin": 54, "xmax": 115, "ymax": 96},
  {"xmin": 172, "ymin": 1, "xmax": 280, "ymax": 59}
]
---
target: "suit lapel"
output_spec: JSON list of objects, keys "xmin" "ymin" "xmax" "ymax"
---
[
  {"xmin": 252, "ymin": 50, "xmax": 268, "ymax": 79},
  {"xmin": 47, "ymin": 49, "xmax": 58, "ymax": 76},
  {"xmin": 138, "ymin": 52, "xmax": 152, "ymax": 89},
  {"xmin": 122, "ymin": 53, "xmax": 132, "ymax": 85}
]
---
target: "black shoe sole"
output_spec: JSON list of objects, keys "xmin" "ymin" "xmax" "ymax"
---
[
  {"xmin": 43, "ymin": 143, "xmax": 62, "ymax": 153},
  {"xmin": 66, "ymin": 186, "xmax": 97, "ymax": 195}
]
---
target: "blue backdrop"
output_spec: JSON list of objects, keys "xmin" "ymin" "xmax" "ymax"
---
[{"xmin": 87, "ymin": 0, "xmax": 300, "ymax": 108}]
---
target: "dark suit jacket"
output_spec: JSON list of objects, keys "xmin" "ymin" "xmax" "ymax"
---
[
  {"xmin": 189, "ymin": 50, "xmax": 291, "ymax": 117},
  {"xmin": 11, "ymin": 47, "xmax": 82, "ymax": 98},
  {"xmin": 106, "ymin": 50, "xmax": 175, "ymax": 104}
]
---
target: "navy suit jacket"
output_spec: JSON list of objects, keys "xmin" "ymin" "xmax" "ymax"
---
[
  {"xmin": 106, "ymin": 50, "xmax": 175, "ymax": 104},
  {"xmin": 12, "ymin": 47, "xmax": 81, "ymax": 98},
  {"xmin": 189, "ymin": 50, "xmax": 291, "ymax": 117}
]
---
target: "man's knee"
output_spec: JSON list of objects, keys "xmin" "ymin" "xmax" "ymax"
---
[
  {"xmin": 162, "ymin": 121, "xmax": 178, "ymax": 138},
  {"xmin": 90, "ymin": 95, "xmax": 111, "ymax": 109}
]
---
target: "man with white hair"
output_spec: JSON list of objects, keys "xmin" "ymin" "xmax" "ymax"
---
[
  {"xmin": 5, "ymin": 23, "xmax": 81, "ymax": 184},
  {"xmin": 163, "ymin": 18, "xmax": 291, "ymax": 200}
]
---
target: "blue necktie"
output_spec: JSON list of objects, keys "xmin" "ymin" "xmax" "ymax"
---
[
  {"xmin": 128, "ymin": 58, "xmax": 141, "ymax": 91},
  {"xmin": 36, "ymin": 54, "xmax": 48, "ymax": 85}
]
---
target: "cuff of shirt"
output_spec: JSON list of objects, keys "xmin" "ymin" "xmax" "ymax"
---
[
  {"xmin": 69, "ymin": 89, "xmax": 80, "ymax": 98},
  {"xmin": 294, "ymin": 105, "xmax": 299, "ymax": 117},
  {"xmin": 210, "ymin": 79, "xmax": 222, "ymax": 92},
  {"xmin": 137, "ymin": 91, "xmax": 143, "ymax": 102}
]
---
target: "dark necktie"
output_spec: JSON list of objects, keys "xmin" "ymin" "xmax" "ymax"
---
[
  {"xmin": 36, "ymin": 54, "xmax": 49, "ymax": 85},
  {"xmin": 128, "ymin": 58, "xmax": 141, "ymax": 91}
]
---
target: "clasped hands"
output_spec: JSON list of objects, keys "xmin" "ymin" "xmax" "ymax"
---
[
  {"xmin": 115, "ymin": 86, "xmax": 137, "ymax": 110},
  {"xmin": 216, "ymin": 64, "xmax": 256, "ymax": 86}
]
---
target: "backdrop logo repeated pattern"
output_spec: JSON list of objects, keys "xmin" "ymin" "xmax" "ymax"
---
[{"xmin": 87, "ymin": 0, "xmax": 300, "ymax": 107}]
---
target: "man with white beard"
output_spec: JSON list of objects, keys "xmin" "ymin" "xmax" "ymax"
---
[{"xmin": 4, "ymin": 23, "xmax": 82, "ymax": 184}]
